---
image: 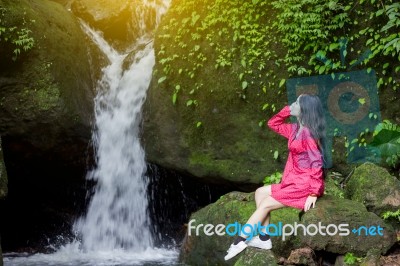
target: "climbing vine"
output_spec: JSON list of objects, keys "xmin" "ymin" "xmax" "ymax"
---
[
  {"xmin": 0, "ymin": 7, "xmax": 35, "ymax": 61},
  {"xmin": 156, "ymin": 0, "xmax": 277, "ymax": 106},
  {"xmin": 155, "ymin": 0, "xmax": 400, "ymax": 115},
  {"xmin": 272, "ymin": 0, "xmax": 400, "ymax": 89}
]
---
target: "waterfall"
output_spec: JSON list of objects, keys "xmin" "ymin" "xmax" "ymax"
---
[
  {"xmin": 3, "ymin": 1, "xmax": 181, "ymax": 265},
  {"xmin": 74, "ymin": 0, "xmax": 170, "ymax": 252}
]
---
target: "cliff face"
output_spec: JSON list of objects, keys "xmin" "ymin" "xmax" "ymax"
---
[
  {"xmin": 0, "ymin": 0, "xmax": 99, "ymax": 252},
  {"xmin": 142, "ymin": 0, "xmax": 400, "ymax": 187},
  {"xmin": 0, "ymin": 0, "xmax": 97, "ymax": 166}
]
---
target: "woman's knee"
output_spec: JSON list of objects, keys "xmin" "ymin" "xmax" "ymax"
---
[
  {"xmin": 258, "ymin": 196, "xmax": 282, "ymax": 211},
  {"xmin": 255, "ymin": 186, "xmax": 271, "ymax": 198}
]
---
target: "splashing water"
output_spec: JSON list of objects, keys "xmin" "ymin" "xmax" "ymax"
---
[
  {"xmin": 4, "ymin": 1, "xmax": 180, "ymax": 265},
  {"xmin": 74, "ymin": 23, "xmax": 154, "ymax": 252}
]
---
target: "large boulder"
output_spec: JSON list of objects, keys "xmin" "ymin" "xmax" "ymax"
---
[
  {"xmin": 180, "ymin": 192, "xmax": 397, "ymax": 265},
  {"xmin": 0, "ymin": 0, "xmax": 98, "ymax": 252},
  {"xmin": 345, "ymin": 163, "xmax": 400, "ymax": 216},
  {"xmin": 299, "ymin": 195, "xmax": 397, "ymax": 256},
  {"xmin": 142, "ymin": 0, "xmax": 400, "ymax": 187},
  {"xmin": 179, "ymin": 191, "xmax": 302, "ymax": 265},
  {"xmin": 0, "ymin": 0, "xmax": 96, "ymax": 167},
  {"xmin": 233, "ymin": 248, "xmax": 278, "ymax": 266},
  {"xmin": 141, "ymin": 0, "xmax": 292, "ymax": 187}
]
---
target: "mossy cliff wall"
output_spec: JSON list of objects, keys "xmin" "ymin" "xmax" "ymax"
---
[
  {"xmin": 0, "ymin": 0, "xmax": 97, "ymax": 166},
  {"xmin": 142, "ymin": 0, "xmax": 399, "ymax": 187},
  {"xmin": 0, "ymin": 0, "xmax": 99, "ymax": 252}
]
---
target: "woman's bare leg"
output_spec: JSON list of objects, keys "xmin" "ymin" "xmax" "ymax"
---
[
  {"xmin": 240, "ymin": 195, "xmax": 285, "ymax": 238},
  {"xmin": 254, "ymin": 185, "xmax": 274, "ymax": 228},
  {"xmin": 255, "ymin": 185, "xmax": 272, "ymax": 207}
]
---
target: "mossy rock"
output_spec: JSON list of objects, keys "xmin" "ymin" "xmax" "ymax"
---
[
  {"xmin": 142, "ymin": 0, "xmax": 291, "ymax": 188},
  {"xmin": 142, "ymin": 0, "xmax": 400, "ymax": 188},
  {"xmin": 0, "ymin": 0, "xmax": 96, "ymax": 164},
  {"xmin": 324, "ymin": 174, "xmax": 345, "ymax": 199},
  {"xmin": 345, "ymin": 163, "xmax": 400, "ymax": 216},
  {"xmin": 299, "ymin": 195, "xmax": 397, "ymax": 257},
  {"xmin": 179, "ymin": 191, "xmax": 302, "ymax": 265},
  {"xmin": 0, "ymin": 137, "xmax": 7, "ymax": 199},
  {"xmin": 234, "ymin": 248, "xmax": 278, "ymax": 266}
]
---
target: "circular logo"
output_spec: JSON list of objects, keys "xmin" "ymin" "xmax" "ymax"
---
[{"xmin": 327, "ymin": 81, "xmax": 370, "ymax": 125}]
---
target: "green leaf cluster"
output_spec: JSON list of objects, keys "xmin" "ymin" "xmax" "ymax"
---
[
  {"xmin": 156, "ymin": 0, "xmax": 400, "ymax": 126},
  {"xmin": 381, "ymin": 209, "xmax": 400, "ymax": 222},
  {"xmin": 368, "ymin": 120, "xmax": 400, "ymax": 168},
  {"xmin": 263, "ymin": 171, "xmax": 282, "ymax": 185},
  {"xmin": 273, "ymin": 0, "xmax": 400, "ymax": 89},
  {"xmin": 0, "ymin": 8, "xmax": 35, "ymax": 61},
  {"xmin": 344, "ymin": 252, "xmax": 362, "ymax": 265},
  {"xmin": 156, "ymin": 0, "xmax": 278, "ymax": 107}
]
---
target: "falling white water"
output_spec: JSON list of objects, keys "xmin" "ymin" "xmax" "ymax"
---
[
  {"xmin": 74, "ymin": 0, "xmax": 171, "ymax": 252},
  {"xmin": 74, "ymin": 25, "xmax": 154, "ymax": 251},
  {"xmin": 4, "ymin": 1, "xmax": 178, "ymax": 265}
]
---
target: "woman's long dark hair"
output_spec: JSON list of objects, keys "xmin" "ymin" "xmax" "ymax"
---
[{"xmin": 298, "ymin": 94, "xmax": 328, "ymax": 169}]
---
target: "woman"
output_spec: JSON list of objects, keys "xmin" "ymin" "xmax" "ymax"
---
[{"xmin": 224, "ymin": 94, "xmax": 327, "ymax": 261}]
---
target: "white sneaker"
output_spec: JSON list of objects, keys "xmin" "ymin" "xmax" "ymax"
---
[
  {"xmin": 224, "ymin": 241, "xmax": 247, "ymax": 260},
  {"xmin": 247, "ymin": 235, "xmax": 272, "ymax": 249}
]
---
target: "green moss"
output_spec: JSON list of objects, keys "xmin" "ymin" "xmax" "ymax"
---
[
  {"xmin": 0, "ymin": 0, "xmax": 94, "ymax": 144},
  {"xmin": 325, "ymin": 174, "xmax": 345, "ymax": 198},
  {"xmin": 189, "ymin": 151, "xmax": 255, "ymax": 183},
  {"xmin": 299, "ymin": 195, "xmax": 397, "ymax": 256},
  {"xmin": 17, "ymin": 62, "xmax": 61, "ymax": 112},
  {"xmin": 345, "ymin": 163, "xmax": 400, "ymax": 216},
  {"xmin": 145, "ymin": 0, "xmax": 400, "ymax": 186},
  {"xmin": 234, "ymin": 249, "xmax": 278, "ymax": 266},
  {"xmin": 181, "ymin": 191, "xmax": 302, "ymax": 264}
]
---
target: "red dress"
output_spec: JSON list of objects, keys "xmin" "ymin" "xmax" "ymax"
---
[{"xmin": 267, "ymin": 106, "xmax": 324, "ymax": 210}]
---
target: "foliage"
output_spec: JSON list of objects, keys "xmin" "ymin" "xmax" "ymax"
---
[
  {"xmin": 0, "ymin": 7, "xmax": 35, "ymax": 61},
  {"xmin": 156, "ymin": 0, "xmax": 400, "ymax": 115},
  {"xmin": 325, "ymin": 174, "xmax": 345, "ymax": 198},
  {"xmin": 381, "ymin": 2, "xmax": 400, "ymax": 55},
  {"xmin": 271, "ymin": 0, "xmax": 351, "ymax": 75},
  {"xmin": 368, "ymin": 120, "xmax": 400, "ymax": 168},
  {"xmin": 272, "ymin": 0, "xmax": 400, "ymax": 90},
  {"xmin": 263, "ymin": 171, "xmax": 282, "ymax": 185},
  {"xmin": 344, "ymin": 252, "xmax": 362, "ymax": 265},
  {"xmin": 157, "ymin": 0, "xmax": 278, "ymax": 106},
  {"xmin": 381, "ymin": 209, "xmax": 400, "ymax": 222}
]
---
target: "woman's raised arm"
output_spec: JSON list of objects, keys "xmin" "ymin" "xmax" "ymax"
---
[{"xmin": 267, "ymin": 105, "xmax": 292, "ymax": 139}]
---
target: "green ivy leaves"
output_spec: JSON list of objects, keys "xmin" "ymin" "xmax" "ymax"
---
[
  {"xmin": 0, "ymin": 8, "xmax": 35, "ymax": 61},
  {"xmin": 157, "ymin": 0, "xmax": 400, "ymax": 128}
]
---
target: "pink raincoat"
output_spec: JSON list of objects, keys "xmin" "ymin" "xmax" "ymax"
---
[{"xmin": 267, "ymin": 106, "xmax": 324, "ymax": 210}]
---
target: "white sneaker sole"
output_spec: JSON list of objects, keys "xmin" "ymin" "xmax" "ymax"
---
[
  {"xmin": 224, "ymin": 241, "xmax": 247, "ymax": 260},
  {"xmin": 247, "ymin": 238, "xmax": 272, "ymax": 250}
]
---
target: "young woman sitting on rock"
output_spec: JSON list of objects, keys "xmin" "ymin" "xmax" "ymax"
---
[{"xmin": 225, "ymin": 94, "xmax": 327, "ymax": 261}]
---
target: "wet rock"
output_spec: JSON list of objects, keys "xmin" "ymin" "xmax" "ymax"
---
[
  {"xmin": 234, "ymin": 248, "xmax": 278, "ymax": 266},
  {"xmin": 179, "ymin": 191, "xmax": 302, "ymax": 265},
  {"xmin": 285, "ymin": 247, "xmax": 317, "ymax": 266},
  {"xmin": 345, "ymin": 163, "xmax": 400, "ymax": 216},
  {"xmin": 299, "ymin": 195, "xmax": 397, "ymax": 256}
]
